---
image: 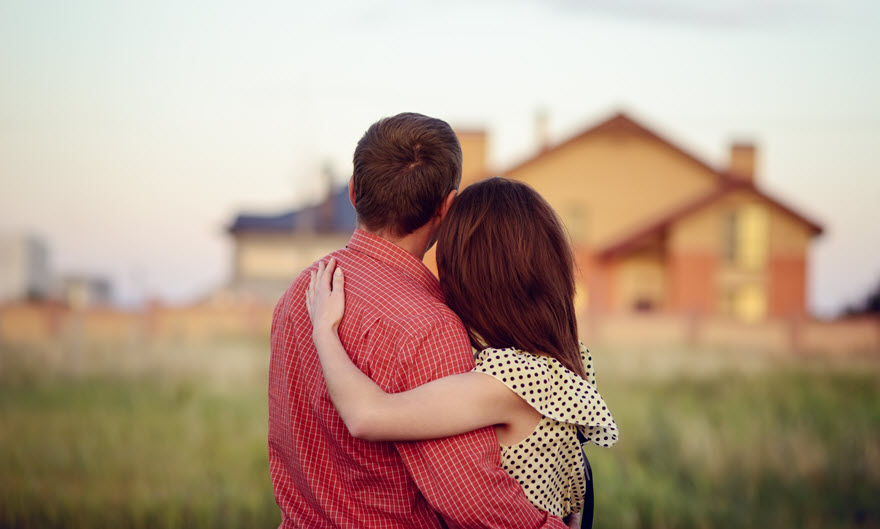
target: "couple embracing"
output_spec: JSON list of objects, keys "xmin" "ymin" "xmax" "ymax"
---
[{"xmin": 268, "ymin": 112, "xmax": 618, "ymax": 528}]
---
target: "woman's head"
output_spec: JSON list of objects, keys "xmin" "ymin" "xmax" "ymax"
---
[{"xmin": 436, "ymin": 177, "xmax": 585, "ymax": 379}]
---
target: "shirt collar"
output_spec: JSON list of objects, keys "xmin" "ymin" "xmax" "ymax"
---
[{"xmin": 346, "ymin": 229, "xmax": 443, "ymax": 300}]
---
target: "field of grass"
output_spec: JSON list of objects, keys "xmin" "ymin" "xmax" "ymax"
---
[
  {"xmin": 1, "ymin": 341, "xmax": 279, "ymax": 529},
  {"xmin": 1, "ymin": 341, "xmax": 878, "ymax": 528},
  {"xmin": 591, "ymin": 368, "xmax": 880, "ymax": 529},
  {"xmin": 0, "ymin": 377, "xmax": 278, "ymax": 528}
]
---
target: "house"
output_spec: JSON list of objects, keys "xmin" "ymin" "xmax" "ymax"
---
[
  {"xmin": 438, "ymin": 112, "xmax": 823, "ymax": 322},
  {"xmin": 225, "ymin": 183, "xmax": 356, "ymax": 303}
]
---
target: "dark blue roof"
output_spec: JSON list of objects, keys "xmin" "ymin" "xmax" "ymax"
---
[{"xmin": 229, "ymin": 186, "xmax": 357, "ymax": 234}]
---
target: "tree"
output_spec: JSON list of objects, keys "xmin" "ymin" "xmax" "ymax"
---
[{"xmin": 843, "ymin": 277, "xmax": 880, "ymax": 317}]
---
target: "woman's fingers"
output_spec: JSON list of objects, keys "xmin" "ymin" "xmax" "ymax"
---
[
  {"xmin": 308, "ymin": 270, "xmax": 316, "ymax": 306},
  {"xmin": 322, "ymin": 257, "xmax": 336, "ymax": 293},
  {"xmin": 306, "ymin": 258, "xmax": 343, "ymax": 309},
  {"xmin": 304, "ymin": 258, "xmax": 345, "ymax": 329},
  {"xmin": 314, "ymin": 258, "xmax": 334, "ymax": 295},
  {"xmin": 316, "ymin": 260, "xmax": 326, "ymax": 292},
  {"xmin": 332, "ymin": 266, "xmax": 344, "ymax": 297}
]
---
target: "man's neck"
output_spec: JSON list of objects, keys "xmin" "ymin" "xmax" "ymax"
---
[{"xmin": 358, "ymin": 224, "xmax": 433, "ymax": 261}]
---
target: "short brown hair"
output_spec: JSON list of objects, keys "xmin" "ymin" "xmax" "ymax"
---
[
  {"xmin": 436, "ymin": 177, "xmax": 586, "ymax": 379},
  {"xmin": 352, "ymin": 113, "xmax": 462, "ymax": 236}
]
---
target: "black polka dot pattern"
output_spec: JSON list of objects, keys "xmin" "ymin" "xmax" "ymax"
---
[{"xmin": 472, "ymin": 341, "xmax": 618, "ymax": 517}]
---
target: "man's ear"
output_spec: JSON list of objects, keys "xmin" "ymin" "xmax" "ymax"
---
[
  {"xmin": 437, "ymin": 189, "xmax": 457, "ymax": 222},
  {"xmin": 348, "ymin": 178, "xmax": 356, "ymax": 208}
]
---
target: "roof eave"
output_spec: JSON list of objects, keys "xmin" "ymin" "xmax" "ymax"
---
[{"xmin": 597, "ymin": 179, "xmax": 824, "ymax": 261}]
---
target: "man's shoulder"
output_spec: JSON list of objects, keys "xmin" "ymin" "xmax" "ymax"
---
[
  {"xmin": 280, "ymin": 247, "xmax": 349, "ymax": 292},
  {"xmin": 273, "ymin": 247, "xmax": 459, "ymax": 328},
  {"xmin": 347, "ymin": 272, "xmax": 461, "ymax": 336},
  {"xmin": 369, "ymin": 297, "xmax": 463, "ymax": 341},
  {"xmin": 334, "ymin": 247, "xmax": 466, "ymax": 341}
]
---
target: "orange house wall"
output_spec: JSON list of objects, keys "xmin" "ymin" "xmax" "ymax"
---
[
  {"xmin": 768, "ymin": 255, "xmax": 807, "ymax": 318},
  {"xmin": 766, "ymin": 204, "xmax": 812, "ymax": 317},
  {"xmin": 579, "ymin": 252, "xmax": 615, "ymax": 314},
  {"xmin": 668, "ymin": 253, "xmax": 717, "ymax": 314}
]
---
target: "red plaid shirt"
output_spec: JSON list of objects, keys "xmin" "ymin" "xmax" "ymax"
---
[{"xmin": 269, "ymin": 229, "xmax": 566, "ymax": 528}]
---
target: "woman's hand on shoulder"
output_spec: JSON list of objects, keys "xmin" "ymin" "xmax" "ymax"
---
[{"xmin": 306, "ymin": 257, "xmax": 346, "ymax": 336}]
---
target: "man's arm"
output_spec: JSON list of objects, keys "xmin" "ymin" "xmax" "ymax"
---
[{"xmin": 393, "ymin": 321, "xmax": 567, "ymax": 529}]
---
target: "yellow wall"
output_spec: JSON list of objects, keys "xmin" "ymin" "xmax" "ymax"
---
[
  {"xmin": 671, "ymin": 190, "xmax": 812, "ymax": 257},
  {"xmin": 235, "ymin": 233, "xmax": 350, "ymax": 281},
  {"xmin": 669, "ymin": 206, "xmax": 720, "ymax": 254},
  {"xmin": 508, "ymin": 131, "xmax": 718, "ymax": 248},
  {"xmin": 769, "ymin": 208, "xmax": 812, "ymax": 256}
]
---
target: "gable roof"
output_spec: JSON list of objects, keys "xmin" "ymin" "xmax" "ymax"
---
[
  {"xmin": 502, "ymin": 111, "xmax": 734, "ymax": 184},
  {"xmin": 228, "ymin": 185, "xmax": 356, "ymax": 235},
  {"xmin": 598, "ymin": 177, "xmax": 824, "ymax": 260},
  {"xmin": 490, "ymin": 110, "xmax": 823, "ymax": 258}
]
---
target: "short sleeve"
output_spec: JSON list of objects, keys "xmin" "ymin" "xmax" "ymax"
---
[{"xmin": 474, "ymin": 346, "xmax": 618, "ymax": 448}]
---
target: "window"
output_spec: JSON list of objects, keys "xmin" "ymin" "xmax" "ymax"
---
[
  {"xmin": 722, "ymin": 204, "xmax": 769, "ymax": 270},
  {"xmin": 721, "ymin": 283, "xmax": 767, "ymax": 322},
  {"xmin": 722, "ymin": 211, "xmax": 738, "ymax": 263}
]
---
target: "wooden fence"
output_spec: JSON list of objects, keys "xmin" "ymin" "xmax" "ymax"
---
[{"xmin": 1, "ymin": 301, "xmax": 878, "ymax": 356}]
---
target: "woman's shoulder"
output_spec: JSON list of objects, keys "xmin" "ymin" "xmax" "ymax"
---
[
  {"xmin": 472, "ymin": 343, "xmax": 616, "ymax": 441},
  {"xmin": 473, "ymin": 346, "xmax": 555, "ymax": 408},
  {"xmin": 474, "ymin": 345, "xmax": 540, "ymax": 366},
  {"xmin": 472, "ymin": 345, "xmax": 587, "ymax": 407},
  {"xmin": 474, "ymin": 342, "xmax": 596, "ymax": 386},
  {"xmin": 473, "ymin": 343, "xmax": 589, "ymax": 379},
  {"xmin": 473, "ymin": 346, "xmax": 562, "ymax": 388}
]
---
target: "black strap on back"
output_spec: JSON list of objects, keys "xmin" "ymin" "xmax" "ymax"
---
[{"xmin": 577, "ymin": 430, "xmax": 594, "ymax": 529}]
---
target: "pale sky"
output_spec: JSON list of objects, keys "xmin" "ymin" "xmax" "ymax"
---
[{"xmin": 1, "ymin": 0, "xmax": 878, "ymax": 316}]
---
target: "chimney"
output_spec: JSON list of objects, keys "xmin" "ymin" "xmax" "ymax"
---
[
  {"xmin": 729, "ymin": 142, "xmax": 757, "ymax": 182},
  {"xmin": 534, "ymin": 108, "xmax": 550, "ymax": 151},
  {"xmin": 454, "ymin": 128, "xmax": 488, "ymax": 188}
]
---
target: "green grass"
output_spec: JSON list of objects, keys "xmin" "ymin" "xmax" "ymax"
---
[
  {"xmin": 588, "ymin": 370, "xmax": 880, "ymax": 529},
  {"xmin": 0, "ymin": 376, "xmax": 279, "ymax": 529},
  {"xmin": 0, "ymin": 343, "xmax": 878, "ymax": 528}
]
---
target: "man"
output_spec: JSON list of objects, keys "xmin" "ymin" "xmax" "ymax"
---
[{"xmin": 268, "ymin": 113, "xmax": 567, "ymax": 528}]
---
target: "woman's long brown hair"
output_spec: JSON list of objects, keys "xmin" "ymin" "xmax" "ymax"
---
[{"xmin": 436, "ymin": 177, "xmax": 586, "ymax": 379}]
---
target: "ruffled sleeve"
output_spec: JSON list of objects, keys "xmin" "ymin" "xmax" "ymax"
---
[
  {"xmin": 580, "ymin": 341, "xmax": 597, "ymax": 388},
  {"xmin": 474, "ymin": 346, "xmax": 618, "ymax": 448}
]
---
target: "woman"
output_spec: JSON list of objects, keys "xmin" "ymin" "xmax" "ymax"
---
[{"xmin": 306, "ymin": 177, "xmax": 618, "ymax": 523}]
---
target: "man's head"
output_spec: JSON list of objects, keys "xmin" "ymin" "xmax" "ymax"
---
[{"xmin": 351, "ymin": 112, "xmax": 462, "ymax": 237}]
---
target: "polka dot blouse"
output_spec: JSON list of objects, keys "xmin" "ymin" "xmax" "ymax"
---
[{"xmin": 472, "ymin": 341, "xmax": 618, "ymax": 518}]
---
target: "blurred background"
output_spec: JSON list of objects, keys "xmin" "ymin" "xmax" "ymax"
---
[{"xmin": 1, "ymin": 1, "xmax": 878, "ymax": 528}]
